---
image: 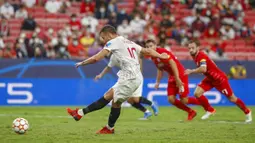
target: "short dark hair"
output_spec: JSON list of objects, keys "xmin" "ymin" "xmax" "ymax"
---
[
  {"xmin": 99, "ymin": 25, "xmax": 117, "ymax": 34},
  {"xmin": 145, "ymin": 39, "xmax": 156, "ymax": 45},
  {"xmin": 186, "ymin": 40, "xmax": 200, "ymax": 47}
]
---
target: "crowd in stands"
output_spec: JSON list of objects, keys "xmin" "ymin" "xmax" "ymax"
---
[{"xmin": 0, "ymin": 0, "xmax": 254, "ymax": 60}]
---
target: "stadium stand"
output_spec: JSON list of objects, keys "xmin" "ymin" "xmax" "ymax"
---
[{"xmin": 0, "ymin": 0, "xmax": 255, "ymax": 60}]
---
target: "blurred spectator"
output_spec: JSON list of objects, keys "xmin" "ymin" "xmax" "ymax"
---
[
  {"xmin": 69, "ymin": 14, "xmax": 82, "ymax": 31},
  {"xmin": 0, "ymin": 17, "xmax": 9, "ymax": 36},
  {"xmin": 80, "ymin": 0, "xmax": 95, "ymax": 14},
  {"xmin": 193, "ymin": 0, "xmax": 206, "ymax": 14},
  {"xmin": 15, "ymin": 42, "xmax": 27, "ymax": 58},
  {"xmin": 22, "ymin": 0, "xmax": 36, "ymax": 8},
  {"xmin": 15, "ymin": 4, "xmax": 28, "ymax": 19},
  {"xmin": 81, "ymin": 12, "xmax": 98, "ymax": 34},
  {"xmin": 191, "ymin": 15, "xmax": 206, "ymax": 33},
  {"xmin": 158, "ymin": 0, "xmax": 171, "ymax": 15},
  {"xmin": 239, "ymin": 23, "xmax": 252, "ymax": 38},
  {"xmin": 59, "ymin": 0, "xmax": 71, "ymax": 13},
  {"xmin": 57, "ymin": 45, "xmax": 70, "ymax": 59},
  {"xmin": 46, "ymin": 44, "xmax": 56, "ymax": 59},
  {"xmin": 222, "ymin": 8, "xmax": 236, "ymax": 25},
  {"xmin": 117, "ymin": 19, "xmax": 132, "ymax": 38},
  {"xmin": 208, "ymin": 14, "xmax": 221, "ymax": 31},
  {"xmin": 45, "ymin": 0, "xmax": 62, "ymax": 13},
  {"xmin": 95, "ymin": 5, "xmax": 108, "ymax": 19},
  {"xmin": 10, "ymin": 0, "xmax": 20, "ymax": 12},
  {"xmin": 117, "ymin": 9, "xmax": 130, "ymax": 25},
  {"xmin": 107, "ymin": 0, "xmax": 117, "ymax": 13},
  {"xmin": 21, "ymin": 14, "xmax": 37, "ymax": 31},
  {"xmin": 80, "ymin": 32, "xmax": 95, "ymax": 48},
  {"xmin": 61, "ymin": 24, "xmax": 72, "ymax": 38},
  {"xmin": 202, "ymin": 26, "xmax": 219, "ymax": 39},
  {"xmin": 130, "ymin": 14, "xmax": 147, "ymax": 34},
  {"xmin": 0, "ymin": 35, "xmax": 5, "ymax": 49},
  {"xmin": 160, "ymin": 14, "xmax": 172, "ymax": 28},
  {"xmin": 0, "ymin": 0, "xmax": 14, "ymax": 19},
  {"xmin": 3, "ymin": 42, "xmax": 16, "ymax": 58},
  {"xmin": 108, "ymin": 12, "xmax": 118, "ymax": 28},
  {"xmin": 228, "ymin": 61, "xmax": 247, "ymax": 79},
  {"xmin": 220, "ymin": 24, "xmax": 235, "ymax": 40},
  {"xmin": 68, "ymin": 36, "xmax": 86, "ymax": 58},
  {"xmin": 229, "ymin": 0, "xmax": 243, "ymax": 16},
  {"xmin": 201, "ymin": 2, "xmax": 219, "ymax": 18},
  {"xmin": 88, "ymin": 41, "xmax": 102, "ymax": 57},
  {"xmin": 34, "ymin": 47, "xmax": 44, "ymax": 58}
]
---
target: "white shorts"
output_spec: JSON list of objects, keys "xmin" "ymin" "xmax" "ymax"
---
[{"xmin": 112, "ymin": 77, "xmax": 143, "ymax": 103}]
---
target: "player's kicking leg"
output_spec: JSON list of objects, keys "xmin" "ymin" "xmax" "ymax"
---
[{"xmin": 66, "ymin": 88, "xmax": 113, "ymax": 121}]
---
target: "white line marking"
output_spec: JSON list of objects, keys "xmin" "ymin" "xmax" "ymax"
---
[{"xmin": 0, "ymin": 114, "xmax": 72, "ymax": 118}]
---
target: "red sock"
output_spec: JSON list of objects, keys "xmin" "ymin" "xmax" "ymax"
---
[
  {"xmin": 173, "ymin": 99, "xmax": 193, "ymax": 113},
  {"xmin": 197, "ymin": 95, "xmax": 214, "ymax": 112},
  {"xmin": 188, "ymin": 97, "xmax": 200, "ymax": 105},
  {"xmin": 235, "ymin": 98, "xmax": 250, "ymax": 114}
]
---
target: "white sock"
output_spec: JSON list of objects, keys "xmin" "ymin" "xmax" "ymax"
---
[
  {"xmin": 106, "ymin": 124, "xmax": 114, "ymax": 130},
  {"xmin": 77, "ymin": 109, "xmax": 84, "ymax": 116},
  {"xmin": 145, "ymin": 110, "xmax": 150, "ymax": 113}
]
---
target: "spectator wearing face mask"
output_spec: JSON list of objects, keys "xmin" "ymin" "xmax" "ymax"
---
[
  {"xmin": 0, "ymin": 0, "xmax": 14, "ymax": 19},
  {"xmin": 117, "ymin": 9, "xmax": 130, "ymax": 25},
  {"xmin": 81, "ymin": 12, "xmax": 98, "ymax": 34},
  {"xmin": 69, "ymin": 14, "xmax": 82, "ymax": 31},
  {"xmin": 67, "ymin": 36, "xmax": 84, "ymax": 59},
  {"xmin": 45, "ymin": 0, "xmax": 62, "ymax": 13},
  {"xmin": 0, "ymin": 35, "xmax": 5, "ymax": 49},
  {"xmin": 239, "ymin": 23, "xmax": 251, "ymax": 38},
  {"xmin": 107, "ymin": 0, "xmax": 117, "ymax": 13},
  {"xmin": 202, "ymin": 26, "xmax": 219, "ymax": 39},
  {"xmin": 21, "ymin": 14, "xmax": 37, "ymax": 31},
  {"xmin": 15, "ymin": 4, "xmax": 28, "ymax": 19},
  {"xmin": 15, "ymin": 42, "xmax": 27, "ymax": 58},
  {"xmin": 130, "ymin": 14, "xmax": 147, "ymax": 34},
  {"xmin": 220, "ymin": 24, "xmax": 235, "ymax": 40},
  {"xmin": 95, "ymin": 5, "xmax": 108, "ymax": 19},
  {"xmin": 117, "ymin": 19, "xmax": 132, "ymax": 38},
  {"xmin": 80, "ymin": 31, "xmax": 95, "ymax": 49}
]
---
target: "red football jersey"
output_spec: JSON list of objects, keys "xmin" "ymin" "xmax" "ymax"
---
[
  {"xmin": 193, "ymin": 51, "xmax": 226, "ymax": 81},
  {"xmin": 151, "ymin": 48, "xmax": 185, "ymax": 78}
]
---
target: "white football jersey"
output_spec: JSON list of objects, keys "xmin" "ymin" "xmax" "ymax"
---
[{"xmin": 104, "ymin": 36, "xmax": 142, "ymax": 81}]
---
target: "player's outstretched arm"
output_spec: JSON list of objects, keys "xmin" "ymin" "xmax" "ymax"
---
[
  {"xmin": 75, "ymin": 49, "xmax": 110, "ymax": 68},
  {"xmin": 95, "ymin": 66, "xmax": 111, "ymax": 80},
  {"xmin": 155, "ymin": 69, "xmax": 163, "ymax": 89},
  {"xmin": 169, "ymin": 60, "xmax": 183, "ymax": 89},
  {"xmin": 141, "ymin": 48, "xmax": 168, "ymax": 59},
  {"xmin": 185, "ymin": 66, "xmax": 207, "ymax": 75}
]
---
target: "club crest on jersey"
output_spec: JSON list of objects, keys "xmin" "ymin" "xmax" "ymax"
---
[{"xmin": 106, "ymin": 42, "xmax": 112, "ymax": 47}]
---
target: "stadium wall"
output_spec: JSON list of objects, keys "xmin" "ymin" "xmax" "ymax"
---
[{"xmin": 0, "ymin": 59, "xmax": 254, "ymax": 106}]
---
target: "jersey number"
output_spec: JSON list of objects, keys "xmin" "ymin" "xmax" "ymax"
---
[{"xmin": 128, "ymin": 47, "xmax": 136, "ymax": 59}]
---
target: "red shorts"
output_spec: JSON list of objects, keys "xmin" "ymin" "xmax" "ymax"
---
[
  {"xmin": 198, "ymin": 77, "xmax": 233, "ymax": 97},
  {"xmin": 167, "ymin": 75, "xmax": 189, "ymax": 98}
]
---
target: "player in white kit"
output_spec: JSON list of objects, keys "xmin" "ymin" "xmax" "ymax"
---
[
  {"xmin": 67, "ymin": 25, "xmax": 167, "ymax": 134},
  {"xmin": 95, "ymin": 53, "xmax": 159, "ymax": 119}
]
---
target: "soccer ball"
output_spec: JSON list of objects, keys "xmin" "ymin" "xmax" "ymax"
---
[{"xmin": 12, "ymin": 118, "xmax": 29, "ymax": 134}]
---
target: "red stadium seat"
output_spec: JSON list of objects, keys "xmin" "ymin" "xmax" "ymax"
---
[
  {"xmin": 248, "ymin": 54, "xmax": 255, "ymax": 60},
  {"xmin": 234, "ymin": 40, "xmax": 246, "ymax": 46}
]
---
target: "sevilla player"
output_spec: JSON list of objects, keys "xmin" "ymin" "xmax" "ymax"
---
[
  {"xmin": 145, "ymin": 39, "xmax": 200, "ymax": 121},
  {"xmin": 185, "ymin": 40, "xmax": 252, "ymax": 123}
]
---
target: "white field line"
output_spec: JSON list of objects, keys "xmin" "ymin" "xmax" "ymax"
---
[{"xmin": 0, "ymin": 114, "xmax": 250, "ymax": 124}]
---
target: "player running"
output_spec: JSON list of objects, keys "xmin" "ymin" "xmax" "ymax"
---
[
  {"xmin": 145, "ymin": 39, "xmax": 201, "ymax": 121},
  {"xmin": 66, "ymin": 25, "xmax": 167, "ymax": 134},
  {"xmin": 94, "ymin": 53, "xmax": 159, "ymax": 119},
  {"xmin": 185, "ymin": 40, "xmax": 252, "ymax": 123}
]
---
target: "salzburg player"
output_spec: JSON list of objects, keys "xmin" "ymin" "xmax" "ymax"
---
[
  {"xmin": 145, "ymin": 39, "xmax": 200, "ymax": 121},
  {"xmin": 185, "ymin": 40, "xmax": 252, "ymax": 123},
  {"xmin": 94, "ymin": 53, "xmax": 159, "ymax": 119},
  {"xmin": 67, "ymin": 25, "xmax": 167, "ymax": 134}
]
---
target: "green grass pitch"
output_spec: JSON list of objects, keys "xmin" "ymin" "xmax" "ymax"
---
[{"xmin": 0, "ymin": 106, "xmax": 254, "ymax": 143}]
